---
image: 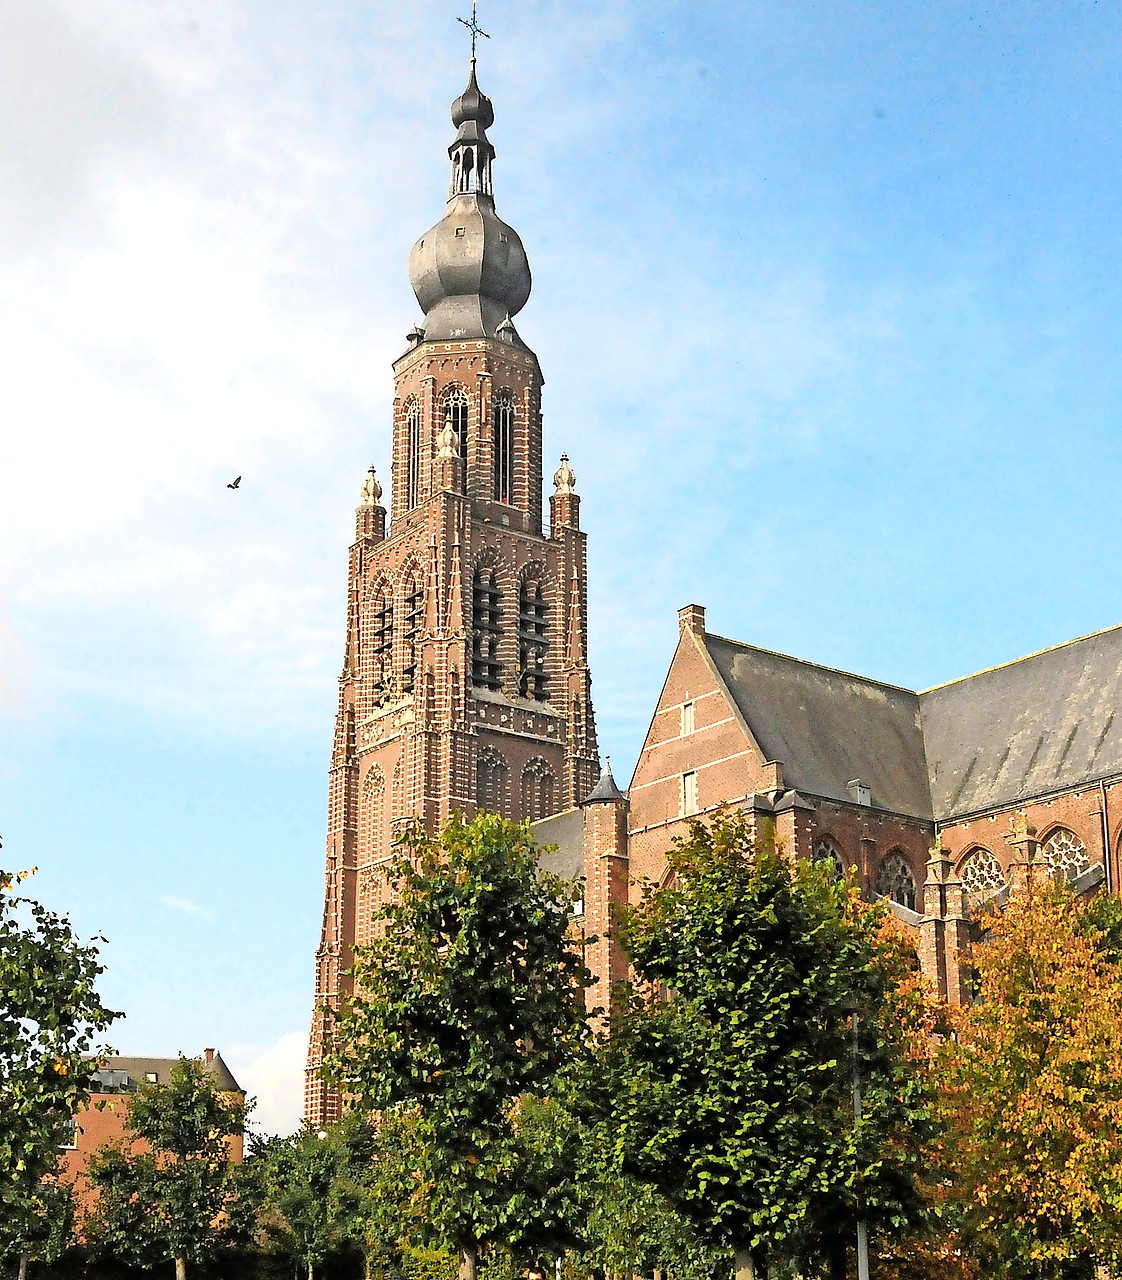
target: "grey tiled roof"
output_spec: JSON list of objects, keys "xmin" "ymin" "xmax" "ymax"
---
[
  {"xmin": 703, "ymin": 635, "xmax": 933, "ymax": 819},
  {"xmin": 531, "ymin": 808, "xmax": 585, "ymax": 881},
  {"xmin": 919, "ymin": 625, "xmax": 1122, "ymax": 820},
  {"xmin": 700, "ymin": 623, "xmax": 1122, "ymax": 824},
  {"xmin": 93, "ymin": 1052, "xmax": 243, "ymax": 1094}
]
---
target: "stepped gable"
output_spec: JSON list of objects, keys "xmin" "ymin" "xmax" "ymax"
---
[{"xmin": 919, "ymin": 624, "xmax": 1122, "ymax": 821}]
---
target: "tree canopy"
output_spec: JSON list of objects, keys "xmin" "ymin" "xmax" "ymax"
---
[
  {"xmin": 598, "ymin": 812, "xmax": 937, "ymax": 1280},
  {"xmin": 324, "ymin": 813, "xmax": 592, "ymax": 1280},
  {"xmin": 0, "ymin": 866, "xmax": 118, "ymax": 1252},
  {"xmin": 85, "ymin": 1056, "xmax": 249, "ymax": 1280},
  {"xmin": 940, "ymin": 876, "xmax": 1122, "ymax": 1278}
]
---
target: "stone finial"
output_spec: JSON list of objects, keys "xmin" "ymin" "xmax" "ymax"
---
[
  {"xmin": 435, "ymin": 421, "xmax": 459, "ymax": 462},
  {"xmin": 359, "ymin": 465, "xmax": 383, "ymax": 506},
  {"xmin": 553, "ymin": 453, "xmax": 576, "ymax": 496}
]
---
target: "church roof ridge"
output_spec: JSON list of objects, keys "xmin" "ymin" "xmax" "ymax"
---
[
  {"xmin": 918, "ymin": 620, "xmax": 1122, "ymax": 695},
  {"xmin": 702, "ymin": 630, "xmax": 919, "ymax": 699}
]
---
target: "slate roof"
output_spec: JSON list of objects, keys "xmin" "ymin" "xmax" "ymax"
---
[
  {"xmin": 699, "ymin": 623, "xmax": 1122, "ymax": 824},
  {"xmin": 919, "ymin": 625, "xmax": 1122, "ymax": 820},
  {"xmin": 532, "ymin": 808, "xmax": 585, "ymax": 880},
  {"xmin": 92, "ymin": 1052, "xmax": 243, "ymax": 1094},
  {"xmin": 703, "ymin": 635, "xmax": 933, "ymax": 819}
]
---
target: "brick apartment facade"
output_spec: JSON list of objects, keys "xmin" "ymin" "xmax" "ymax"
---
[
  {"xmin": 61, "ymin": 1050, "xmax": 244, "ymax": 1213},
  {"xmin": 306, "ymin": 60, "xmax": 1122, "ymax": 1122}
]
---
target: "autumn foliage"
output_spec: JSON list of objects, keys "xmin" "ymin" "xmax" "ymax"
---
[{"xmin": 939, "ymin": 877, "xmax": 1122, "ymax": 1279}]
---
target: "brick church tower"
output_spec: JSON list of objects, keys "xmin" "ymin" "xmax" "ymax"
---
[{"xmin": 305, "ymin": 60, "xmax": 600, "ymax": 1126}]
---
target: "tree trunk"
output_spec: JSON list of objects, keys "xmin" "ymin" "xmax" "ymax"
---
[
  {"xmin": 734, "ymin": 1246, "xmax": 766, "ymax": 1280},
  {"xmin": 827, "ymin": 1241, "xmax": 847, "ymax": 1280},
  {"xmin": 458, "ymin": 1243, "xmax": 478, "ymax": 1280},
  {"xmin": 17, "ymin": 1252, "xmax": 28, "ymax": 1280},
  {"xmin": 175, "ymin": 1257, "xmax": 187, "ymax": 1280},
  {"xmin": 308, "ymin": 1263, "xmax": 315, "ymax": 1280}
]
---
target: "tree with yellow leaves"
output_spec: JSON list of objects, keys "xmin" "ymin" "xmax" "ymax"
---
[{"xmin": 940, "ymin": 877, "xmax": 1122, "ymax": 1279}]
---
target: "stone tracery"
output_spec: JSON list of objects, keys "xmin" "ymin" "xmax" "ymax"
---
[
  {"xmin": 958, "ymin": 847, "xmax": 1005, "ymax": 908},
  {"xmin": 1041, "ymin": 827, "xmax": 1090, "ymax": 880},
  {"xmin": 876, "ymin": 851, "xmax": 917, "ymax": 911}
]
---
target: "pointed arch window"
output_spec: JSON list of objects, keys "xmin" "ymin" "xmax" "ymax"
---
[
  {"xmin": 405, "ymin": 398, "xmax": 422, "ymax": 509},
  {"xmin": 471, "ymin": 565, "xmax": 502, "ymax": 691},
  {"xmin": 443, "ymin": 386, "xmax": 469, "ymax": 493},
  {"xmin": 959, "ymin": 847, "xmax": 1005, "ymax": 908},
  {"xmin": 876, "ymin": 851, "xmax": 917, "ymax": 912},
  {"xmin": 493, "ymin": 389, "xmax": 514, "ymax": 504},
  {"xmin": 477, "ymin": 748, "xmax": 509, "ymax": 816},
  {"xmin": 814, "ymin": 836, "xmax": 845, "ymax": 882},
  {"xmin": 1041, "ymin": 827, "xmax": 1090, "ymax": 881},
  {"xmin": 521, "ymin": 759, "xmax": 556, "ymax": 823},
  {"xmin": 402, "ymin": 572, "xmax": 423, "ymax": 694},
  {"xmin": 518, "ymin": 575, "xmax": 548, "ymax": 700}
]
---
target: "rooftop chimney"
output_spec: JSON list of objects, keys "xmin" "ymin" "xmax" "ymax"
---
[{"xmin": 678, "ymin": 603, "xmax": 706, "ymax": 637}]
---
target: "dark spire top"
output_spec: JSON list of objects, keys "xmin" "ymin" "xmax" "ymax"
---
[
  {"xmin": 451, "ymin": 61, "xmax": 495, "ymax": 132},
  {"xmin": 456, "ymin": 2, "xmax": 490, "ymax": 62},
  {"xmin": 406, "ymin": 55, "xmax": 532, "ymax": 346},
  {"xmin": 584, "ymin": 757, "xmax": 627, "ymax": 805}
]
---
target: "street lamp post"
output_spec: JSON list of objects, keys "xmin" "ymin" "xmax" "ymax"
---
[{"xmin": 853, "ymin": 1014, "xmax": 870, "ymax": 1280}]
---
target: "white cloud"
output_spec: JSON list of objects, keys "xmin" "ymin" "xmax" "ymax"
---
[
  {"xmin": 227, "ymin": 1030, "xmax": 307, "ymax": 1138},
  {"xmin": 160, "ymin": 893, "xmax": 215, "ymax": 921},
  {"xmin": 0, "ymin": 0, "xmax": 897, "ymax": 749}
]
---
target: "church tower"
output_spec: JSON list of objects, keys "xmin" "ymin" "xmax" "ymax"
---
[{"xmin": 305, "ymin": 59, "xmax": 600, "ymax": 1126}]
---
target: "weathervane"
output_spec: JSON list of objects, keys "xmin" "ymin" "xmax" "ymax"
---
[{"xmin": 457, "ymin": 2, "xmax": 490, "ymax": 61}]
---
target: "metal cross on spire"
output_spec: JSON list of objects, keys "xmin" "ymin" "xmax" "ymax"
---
[{"xmin": 457, "ymin": 2, "xmax": 490, "ymax": 61}]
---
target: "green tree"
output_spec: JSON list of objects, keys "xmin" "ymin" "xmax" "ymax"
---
[
  {"xmin": 0, "ymin": 866, "xmax": 118, "ymax": 1275},
  {"xmin": 253, "ymin": 1117, "xmax": 371, "ymax": 1280},
  {"xmin": 940, "ymin": 877, "xmax": 1122, "ymax": 1278},
  {"xmin": 324, "ymin": 813, "xmax": 592, "ymax": 1280},
  {"xmin": 85, "ymin": 1056, "xmax": 249, "ymax": 1280},
  {"xmin": 0, "ymin": 1175, "xmax": 76, "ymax": 1280},
  {"xmin": 600, "ymin": 812, "xmax": 936, "ymax": 1280}
]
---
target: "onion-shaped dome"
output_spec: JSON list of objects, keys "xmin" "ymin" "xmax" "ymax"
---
[{"xmin": 406, "ymin": 63, "xmax": 532, "ymax": 345}]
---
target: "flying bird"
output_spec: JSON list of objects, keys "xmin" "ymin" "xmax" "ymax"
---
[{"xmin": 227, "ymin": 476, "xmax": 241, "ymax": 489}]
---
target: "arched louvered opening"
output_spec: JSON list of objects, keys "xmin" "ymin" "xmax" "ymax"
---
[
  {"xmin": 471, "ymin": 565, "xmax": 502, "ymax": 691},
  {"xmin": 493, "ymin": 389, "xmax": 514, "ymax": 504},
  {"xmin": 477, "ymin": 748, "xmax": 509, "ymax": 817},
  {"xmin": 443, "ymin": 386, "xmax": 469, "ymax": 494},
  {"xmin": 404, "ymin": 398, "xmax": 422, "ymax": 509},
  {"xmin": 517, "ymin": 576, "xmax": 548, "ymax": 701},
  {"xmin": 876, "ymin": 851, "xmax": 917, "ymax": 912},
  {"xmin": 371, "ymin": 582, "xmax": 393, "ymax": 703},
  {"xmin": 521, "ymin": 759, "xmax": 556, "ymax": 823},
  {"xmin": 401, "ymin": 572, "xmax": 423, "ymax": 694}
]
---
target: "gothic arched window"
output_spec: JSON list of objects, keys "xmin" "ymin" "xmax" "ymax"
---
[
  {"xmin": 404, "ymin": 398, "xmax": 421, "ymax": 509},
  {"xmin": 371, "ymin": 581, "xmax": 393, "ymax": 703},
  {"xmin": 876, "ymin": 851, "xmax": 917, "ymax": 912},
  {"xmin": 477, "ymin": 748, "xmax": 509, "ymax": 816},
  {"xmin": 493, "ymin": 389, "xmax": 514, "ymax": 504},
  {"xmin": 958, "ymin": 847, "xmax": 1005, "ymax": 908},
  {"xmin": 814, "ymin": 835, "xmax": 845, "ymax": 882},
  {"xmin": 471, "ymin": 564, "xmax": 502, "ymax": 691},
  {"xmin": 521, "ymin": 758, "xmax": 556, "ymax": 823},
  {"xmin": 1041, "ymin": 827, "xmax": 1090, "ymax": 881},
  {"xmin": 518, "ymin": 574, "xmax": 548, "ymax": 701},
  {"xmin": 443, "ymin": 386, "xmax": 469, "ymax": 492}
]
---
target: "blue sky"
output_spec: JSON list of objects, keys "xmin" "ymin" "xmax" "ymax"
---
[{"xmin": 2, "ymin": 0, "xmax": 1121, "ymax": 1131}]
